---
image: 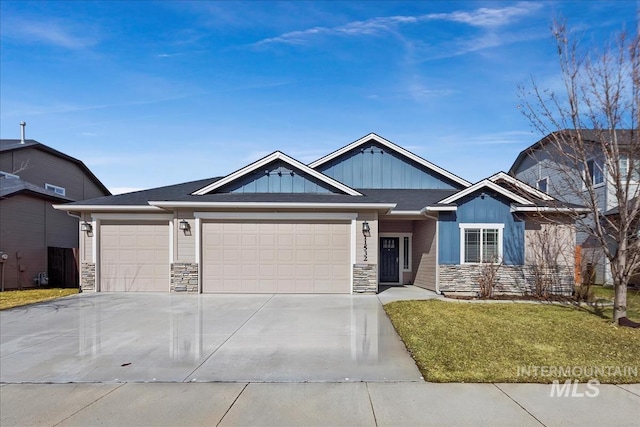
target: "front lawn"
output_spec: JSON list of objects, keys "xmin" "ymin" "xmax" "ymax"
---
[
  {"xmin": 384, "ymin": 300, "xmax": 640, "ymax": 383},
  {"xmin": 0, "ymin": 288, "xmax": 78, "ymax": 310}
]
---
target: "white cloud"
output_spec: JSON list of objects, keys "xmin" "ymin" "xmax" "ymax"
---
[
  {"xmin": 3, "ymin": 17, "xmax": 99, "ymax": 49},
  {"xmin": 253, "ymin": 2, "xmax": 542, "ymax": 47}
]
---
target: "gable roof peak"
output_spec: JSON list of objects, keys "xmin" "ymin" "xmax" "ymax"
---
[
  {"xmin": 308, "ymin": 133, "xmax": 471, "ymax": 188},
  {"xmin": 191, "ymin": 150, "xmax": 363, "ymax": 196},
  {"xmin": 438, "ymin": 178, "xmax": 533, "ymax": 205}
]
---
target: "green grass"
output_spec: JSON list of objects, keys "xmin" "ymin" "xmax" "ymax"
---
[
  {"xmin": 589, "ymin": 286, "xmax": 640, "ymax": 320},
  {"xmin": 384, "ymin": 300, "xmax": 640, "ymax": 383},
  {"xmin": 0, "ymin": 288, "xmax": 78, "ymax": 310}
]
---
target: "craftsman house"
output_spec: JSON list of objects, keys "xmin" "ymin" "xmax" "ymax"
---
[{"xmin": 56, "ymin": 133, "xmax": 577, "ymax": 294}]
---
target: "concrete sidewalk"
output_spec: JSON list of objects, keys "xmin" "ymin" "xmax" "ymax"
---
[{"xmin": 1, "ymin": 381, "xmax": 638, "ymax": 426}]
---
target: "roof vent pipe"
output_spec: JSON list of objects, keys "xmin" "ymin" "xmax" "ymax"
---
[{"xmin": 20, "ymin": 121, "xmax": 26, "ymax": 144}]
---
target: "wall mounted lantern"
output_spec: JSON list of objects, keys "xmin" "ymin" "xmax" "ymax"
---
[
  {"xmin": 80, "ymin": 222, "xmax": 92, "ymax": 233},
  {"xmin": 362, "ymin": 221, "xmax": 371, "ymax": 261},
  {"xmin": 362, "ymin": 221, "xmax": 371, "ymax": 237},
  {"xmin": 178, "ymin": 220, "xmax": 190, "ymax": 231}
]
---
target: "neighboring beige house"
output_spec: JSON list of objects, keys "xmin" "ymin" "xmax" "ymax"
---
[
  {"xmin": 56, "ymin": 133, "xmax": 579, "ymax": 295},
  {"xmin": 0, "ymin": 136, "xmax": 110, "ymax": 289}
]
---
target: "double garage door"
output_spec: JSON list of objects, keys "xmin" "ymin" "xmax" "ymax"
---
[
  {"xmin": 202, "ymin": 221, "xmax": 351, "ymax": 293},
  {"xmin": 99, "ymin": 220, "xmax": 352, "ymax": 293}
]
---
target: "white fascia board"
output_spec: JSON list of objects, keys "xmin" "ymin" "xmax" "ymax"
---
[
  {"xmin": 53, "ymin": 204, "xmax": 166, "ymax": 212},
  {"xmin": 149, "ymin": 201, "xmax": 396, "ymax": 211},
  {"xmin": 91, "ymin": 213, "xmax": 174, "ymax": 220},
  {"xmin": 488, "ymin": 172, "xmax": 554, "ymax": 201},
  {"xmin": 422, "ymin": 205, "xmax": 457, "ymax": 212},
  {"xmin": 510, "ymin": 205, "xmax": 590, "ymax": 213},
  {"xmin": 438, "ymin": 180, "xmax": 533, "ymax": 205},
  {"xmin": 308, "ymin": 133, "xmax": 472, "ymax": 188},
  {"xmin": 195, "ymin": 212, "xmax": 358, "ymax": 220},
  {"xmin": 191, "ymin": 151, "xmax": 362, "ymax": 196},
  {"xmin": 386, "ymin": 210, "xmax": 424, "ymax": 216}
]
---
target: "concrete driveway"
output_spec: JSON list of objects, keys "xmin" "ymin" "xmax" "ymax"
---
[{"xmin": 0, "ymin": 291, "xmax": 425, "ymax": 383}]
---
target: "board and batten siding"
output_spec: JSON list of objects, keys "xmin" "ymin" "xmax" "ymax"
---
[
  {"xmin": 219, "ymin": 161, "xmax": 338, "ymax": 194},
  {"xmin": 412, "ymin": 219, "xmax": 437, "ymax": 291},
  {"xmin": 438, "ymin": 192, "xmax": 525, "ymax": 265},
  {"xmin": 1, "ymin": 147, "xmax": 107, "ymax": 200},
  {"xmin": 316, "ymin": 142, "xmax": 462, "ymax": 190}
]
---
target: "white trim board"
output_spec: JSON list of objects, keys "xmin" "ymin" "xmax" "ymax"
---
[
  {"xmin": 308, "ymin": 133, "xmax": 472, "ymax": 188},
  {"xmin": 91, "ymin": 213, "xmax": 174, "ymax": 221},
  {"xmin": 149, "ymin": 201, "xmax": 396, "ymax": 211},
  {"xmin": 488, "ymin": 171, "xmax": 554, "ymax": 201},
  {"xmin": 53, "ymin": 205, "xmax": 164, "ymax": 212},
  {"xmin": 191, "ymin": 151, "xmax": 363, "ymax": 196},
  {"xmin": 194, "ymin": 212, "xmax": 358, "ymax": 221}
]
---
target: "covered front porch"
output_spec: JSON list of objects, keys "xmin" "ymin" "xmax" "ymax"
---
[{"xmin": 374, "ymin": 217, "xmax": 438, "ymax": 291}]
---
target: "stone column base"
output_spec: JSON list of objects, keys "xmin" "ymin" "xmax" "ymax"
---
[
  {"xmin": 80, "ymin": 262, "xmax": 95, "ymax": 291},
  {"xmin": 171, "ymin": 263, "xmax": 199, "ymax": 292},
  {"xmin": 353, "ymin": 263, "xmax": 377, "ymax": 293}
]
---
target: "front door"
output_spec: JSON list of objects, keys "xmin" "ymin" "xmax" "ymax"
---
[{"xmin": 380, "ymin": 237, "xmax": 399, "ymax": 282}]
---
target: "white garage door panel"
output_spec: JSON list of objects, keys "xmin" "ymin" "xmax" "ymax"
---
[
  {"xmin": 202, "ymin": 221, "xmax": 351, "ymax": 293},
  {"xmin": 100, "ymin": 223, "xmax": 170, "ymax": 292}
]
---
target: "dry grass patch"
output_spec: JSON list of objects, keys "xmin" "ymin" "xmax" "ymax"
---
[
  {"xmin": 589, "ymin": 286, "xmax": 640, "ymax": 320},
  {"xmin": 0, "ymin": 288, "xmax": 78, "ymax": 310},
  {"xmin": 384, "ymin": 300, "xmax": 639, "ymax": 383}
]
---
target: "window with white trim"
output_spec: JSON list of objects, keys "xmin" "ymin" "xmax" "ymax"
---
[
  {"xmin": 459, "ymin": 223, "xmax": 504, "ymax": 264},
  {"xmin": 619, "ymin": 155, "xmax": 640, "ymax": 182},
  {"xmin": 45, "ymin": 183, "xmax": 66, "ymax": 196},
  {"xmin": 584, "ymin": 159, "xmax": 604, "ymax": 186},
  {"xmin": 403, "ymin": 236, "xmax": 410, "ymax": 270}
]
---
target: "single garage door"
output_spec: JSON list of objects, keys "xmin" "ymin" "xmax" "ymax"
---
[
  {"xmin": 202, "ymin": 221, "xmax": 351, "ymax": 293},
  {"xmin": 100, "ymin": 221, "xmax": 170, "ymax": 292}
]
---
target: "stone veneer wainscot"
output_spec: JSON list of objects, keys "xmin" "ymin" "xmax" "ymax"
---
[
  {"xmin": 80, "ymin": 262, "xmax": 95, "ymax": 291},
  {"xmin": 353, "ymin": 263, "xmax": 377, "ymax": 294},
  {"xmin": 438, "ymin": 264, "xmax": 574, "ymax": 295},
  {"xmin": 171, "ymin": 263, "xmax": 199, "ymax": 292}
]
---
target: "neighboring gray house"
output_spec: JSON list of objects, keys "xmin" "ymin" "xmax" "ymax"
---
[
  {"xmin": 509, "ymin": 129, "xmax": 636, "ymax": 285},
  {"xmin": 0, "ymin": 133, "xmax": 110, "ymax": 289},
  {"xmin": 55, "ymin": 133, "xmax": 578, "ymax": 295}
]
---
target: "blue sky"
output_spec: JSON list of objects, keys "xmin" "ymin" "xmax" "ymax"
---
[{"xmin": 0, "ymin": 1, "xmax": 636, "ymax": 194}]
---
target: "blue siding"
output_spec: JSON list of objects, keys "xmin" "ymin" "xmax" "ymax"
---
[
  {"xmin": 220, "ymin": 160, "xmax": 340, "ymax": 193},
  {"xmin": 316, "ymin": 142, "xmax": 462, "ymax": 190},
  {"xmin": 438, "ymin": 192, "xmax": 525, "ymax": 265}
]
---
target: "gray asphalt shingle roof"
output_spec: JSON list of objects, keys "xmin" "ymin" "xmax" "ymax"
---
[
  {"xmin": 0, "ymin": 177, "xmax": 74, "ymax": 202},
  {"xmin": 65, "ymin": 179, "xmax": 458, "ymax": 210}
]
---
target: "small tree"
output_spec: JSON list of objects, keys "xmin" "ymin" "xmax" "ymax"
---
[
  {"xmin": 519, "ymin": 21, "xmax": 639, "ymax": 323},
  {"xmin": 477, "ymin": 257, "xmax": 501, "ymax": 298}
]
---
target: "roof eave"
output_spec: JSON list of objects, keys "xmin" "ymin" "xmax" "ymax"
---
[
  {"xmin": 53, "ymin": 204, "xmax": 167, "ymax": 212},
  {"xmin": 148, "ymin": 201, "xmax": 397, "ymax": 212}
]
